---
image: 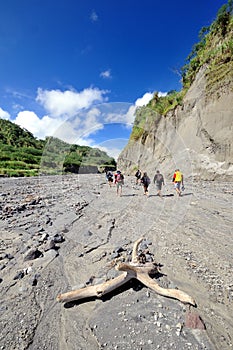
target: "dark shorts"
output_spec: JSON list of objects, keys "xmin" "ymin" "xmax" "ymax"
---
[{"xmin": 174, "ymin": 182, "xmax": 181, "ymax": 189}]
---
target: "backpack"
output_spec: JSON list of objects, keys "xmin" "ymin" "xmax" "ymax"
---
[
  {"xmin": 142, "ymin": 176, "xmax": 150, "ymax": 186},
  {"xmin": 156, "ymin": 174, "xmax": 163, "ymax": 182},
  {"xmin": 116, "ymin": 173, "xmax": 124, "ymax": 182}
]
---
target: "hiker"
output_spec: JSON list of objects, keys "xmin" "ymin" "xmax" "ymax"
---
[
  {"xmin": 105, "ymin": 168, "xmax": 110, "ymax": 181},
  {"xmin": 140, "ymin": 172, "xmax": 151, "ymax": 196},
  {"xmin": 153, "ymin": 170, "xmax": 165, "ymax": 197},
  {"xmin": 135, "ymin": 169, "xmax": 141, "ymax": 185},
  {"xmin": 114, "ymin": 170, "xmax": 124, "ymax": 196},
  {"xmin": 106, "ymin": 170, "xmax": 113, "ymax": 187},
  {"xmin": 172, "ymin": 169, "xmax": 184, "ymax": 196}
]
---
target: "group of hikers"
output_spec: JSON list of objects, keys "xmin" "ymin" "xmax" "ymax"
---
[
  {"xmin": 105, "ymin": 168, "xmax": 184, "ymax": 197},
  {"xmin": 105, "ymin": 169, "xmax": 124, "ymax": 196}
]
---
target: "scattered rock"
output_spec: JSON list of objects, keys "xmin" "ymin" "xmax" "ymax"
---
[
  {"xmin": 24, "ymin": 248, "xmax": 43, "ymax": 261},
  {"xmin": 13, "ymin": 271, "xmax": 25, "ymax": 280},
  {"xmin": 53, "ymin": 233, "xmax": 65, "ymax": 243},
  {"xmin": 185, "ymin": 311, "xmax": 206, "ymax": 330},
  {"xmin": 0, "ymin": 175, "xmax": 232, "ymax": 350},
  {"xmin": 43, "ymin": 239, "xmax": 56, "ymax": 252}
]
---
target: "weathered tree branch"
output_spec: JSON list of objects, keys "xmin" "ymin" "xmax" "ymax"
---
[
  {"xmin": 132, "ymin": 237, "xmax": 144, "ymax": 263},
  {"xmin": 57, "ymin": 238, "xmax": 196, "ymax": 306},
  {"xmin": 57, "ymin": 272, "xmax": 132, "ymax": 303},
  {"xmin": 137, "ymin": 273, "xmax": 196, "ymax": 305}
]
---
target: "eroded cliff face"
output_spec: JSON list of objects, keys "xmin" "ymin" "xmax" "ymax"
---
[{"xmin": 118, "ymin": 65, "xmax": 233, "ymax": 180}]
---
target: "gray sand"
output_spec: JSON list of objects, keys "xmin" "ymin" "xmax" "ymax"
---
[{"xmin": 0, "ymin": 174, "xmax": 232, "ymax": 350}]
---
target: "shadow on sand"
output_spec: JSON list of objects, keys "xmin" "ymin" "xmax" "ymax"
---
[{"xmin": 63, "ymin": 271, "xmax": 165, "ymax": 309}]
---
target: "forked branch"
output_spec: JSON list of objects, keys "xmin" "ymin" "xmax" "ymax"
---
[{"xmin": 57, "ymin": 238, "xmax": 196, "ymax": 306}]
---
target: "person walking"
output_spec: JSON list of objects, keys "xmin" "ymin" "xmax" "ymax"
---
[
  {"xmin": 140, "ymin": 172, "xmax": 151, "ymax": 196},
  {"xmin": 114, "ymin": 170, "xmax": 124, "ymax": 196},
  {"xmin": 135, "ymin": 169, "xmax": 141, "ymax": 185},
  {"xmin": 172, "ymin": 169, "xmax": 184, "ymax": 196},
  {"xmin": 153, "ymin": 170, "xmax": 165, "ymax": 197},
  {"xmin": 106, "ymin": 170, "xmax": 113, "ymax": 187}
]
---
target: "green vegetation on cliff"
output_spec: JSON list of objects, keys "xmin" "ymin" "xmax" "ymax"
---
[
  {"xmin": 0, "ymin": 119, "xmax": 116, "ymax": 177},
  {"xmin": 130, "ymin": 0, "xmax": 233, "ymax": 140},
  {"xmin": 181, "ymin": 0, "xmax": 233, "ymax": 92}
]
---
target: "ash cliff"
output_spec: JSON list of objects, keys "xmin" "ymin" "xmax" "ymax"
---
[{"xmin": 118, "ymin": 3, "xmax": 233, "ymax": 180}]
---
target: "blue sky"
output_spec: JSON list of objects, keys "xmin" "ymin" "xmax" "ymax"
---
[{"xmin": 0, "ymin": 0, "xmax": 226, "ymax": 158}]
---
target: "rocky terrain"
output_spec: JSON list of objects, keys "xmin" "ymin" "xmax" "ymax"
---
[{"xmin": 0, "ymin": 173, "xmax": 233, "ymax": 350}]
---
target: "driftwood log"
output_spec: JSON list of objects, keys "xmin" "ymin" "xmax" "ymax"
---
[{"xmin": 57, "ymin": 237, "xmax": 196, "ymax": 306}]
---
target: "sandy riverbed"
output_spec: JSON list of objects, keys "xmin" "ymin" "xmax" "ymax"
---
[{"xmin": 0, "ymin": 174, "xmax": 232, "ymax": 349}]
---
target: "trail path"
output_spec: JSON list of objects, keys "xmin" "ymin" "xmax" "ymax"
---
[{"xmin": 0, "ymin": 174, "xmax": 232, "ymax": 349}]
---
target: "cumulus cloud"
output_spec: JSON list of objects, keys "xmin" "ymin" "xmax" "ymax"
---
[
  {"xmin": 14, "ymin": 111, "xmax": 63, "ymax": 139},
  {"xmin": 122, "ymin": 91, "xmax": 167, "ymax": 127},
  {"xmin": 0, "ymin": 107, "xmax": 10, "ymax": 120},
  {"xmin": 135, "ymin": 92, "xmax": 154, "ymax": 107},
  {"xmin": 36, "ymin": 87, "xmax": 108, "ymax": 118},
  {"xmin": 12, "ymin": 87, "xmax": 108, "ymax": 142},
  {"xmin": 100, "ymin": 69, "xmax": 112, "ymax": 79},
  {"xmin": 110, "ymin": 92, "xmax": 154, "ymax": 129},
  {"xmin": 8, "ymin": 88, "xmax": 166, "ymax": 160},
  {"xmin": 158, "ymin": 91, "xmax": 167, "ymax": 97}
]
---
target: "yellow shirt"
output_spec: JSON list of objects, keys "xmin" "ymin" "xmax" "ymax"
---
[{"xmin": 175, "ymin": 171, "xmax": 182, "ymax": 182}]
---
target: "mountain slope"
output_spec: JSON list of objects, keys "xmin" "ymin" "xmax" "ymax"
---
[{"xmin": 0, "ymin": 119, "xmax": 116, "ymax": 176}]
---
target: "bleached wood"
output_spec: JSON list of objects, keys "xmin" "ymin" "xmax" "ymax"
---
[
  {"xmin": 137, "ymin": 272, "xmax": 196, "ymax": 305},
  {"xmin": 57, "ymin": 272, "xmax": 131, "ymax": 303},
  {"xmin": 57, "ymin": 238, "xmax": 196, "ymax": 306},
  {"xmin": 131, "ymin": 237, "xmax": 144, "ymax": 263}
]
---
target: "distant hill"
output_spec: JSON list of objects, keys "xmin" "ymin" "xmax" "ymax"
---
[{"xmin": 0, "ymin": 119, "xmax": 116, "ymax": 177}]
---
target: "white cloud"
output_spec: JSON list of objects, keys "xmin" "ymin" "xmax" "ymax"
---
[
  {"xmin": 0, "ymin": 107, "xmax": 10, "ymax": 120},
  {"xmin": 110, "ymin": 92, "xmax": 154, "ymax": 128},
  {"xmin": 124, "ymin": 105, "xmax": 137, "ymax": 125},
  {"xmin": 158, "ymin": 91, "xmax": 167, "ymax": 97},
  {"xmin": 14, "ymin": 111, "xmax": 63, "ymax": 139},
  {"xmin": 122, "ymin": 91, "xmax": 167, "ymax": 126},
  {"xmin": 100, "ymin": 69, "xmax": 112, "ymax": 79},
  {"xmin": 36, "ymin": 87, "xmax": 108, "ymax": 118},
  {"xmin": 7, "ymin": 88, "xmax": 167, "ymax": 160},
  {"xmin": 90, "ymin": 10, "xmax": 98, "ymax": 22},
  {"xmin": 135, "ymin": 92, "xmax": 154, "ymax": 107}
]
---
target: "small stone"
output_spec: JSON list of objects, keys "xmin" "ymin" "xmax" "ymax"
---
[
  {"xmin": 114, "ymin": 246, "xmax": 124, "ymax": 253},
  {"xmin": 111, "ymin": 252, "xmax": 119, "ymax": 259},
  {"xmin": 13, "ymin": 271, "xmax": 25, "ymax": 280},
  {"xmin": 39, "ymin": 233, "xmax": 48, "ymax": 242},
  {"xmin": 31, "ymin": 275, "xmax": 38, "ymax": 286},
  {"xmin": 24, "ymin": 248, "xmax": 43, "ymax": 261},
  {"xmin": 43, "ymin": 239, "xmax": 56, "ymax": 251},
  {"xmin": 185, "ymin": 311, "xmax": 206, "ymax": 330},
  {"xmin": 53, "ymin": 233, "xmax": 65, "ymax": 243},
  {"xmin": 5, "ymin": 253, "xmax": 14, "ymax": 260}
]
